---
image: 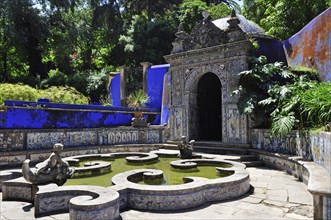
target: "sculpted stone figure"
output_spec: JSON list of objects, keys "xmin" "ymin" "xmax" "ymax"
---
[
  {"xmin": 178, "ymin": 136, "xmax": 195, "ymax": 159},
  {"xmin": 22, "ymin": 143, "xmax": 74, "ymax": 186}
]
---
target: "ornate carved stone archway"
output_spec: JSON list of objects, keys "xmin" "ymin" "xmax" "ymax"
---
[
  {"xmin": 164, "ymin": 13, "xmax": 252, "ymax": 144},
  {"xmin": 183, "ymin": 65, "xmax": 226, "ymax": 140}
]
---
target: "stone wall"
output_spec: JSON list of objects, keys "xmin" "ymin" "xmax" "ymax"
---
[
  {"xmin": 250, "ymin": 129, "xmax": 331, "ymax": 173},
  {"xmin": 310, "ymin": 132, "xmax": 331, "ymax": 173},
  {"xmin": 0, "ymin": 126, "xmax": 168, "ymax": 167},
  {"xmin": 0, "ymin": 126, "xmax": 167, "ymax": 153}
]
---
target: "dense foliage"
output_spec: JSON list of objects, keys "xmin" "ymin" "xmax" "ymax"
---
[
  {"xmin": 0, "ymin": 0, "xmax": 329, "ymax": 103},
  {"xmin": 0, "ymin": 0, "xmax": 238, "ymax": 102},
  {"xmin": 234, "ymin": 56, "xmax": 331, "ymax": 136},
  {"xmin": 0, "ymin": 83, "xmax": 39, "ymax": 105},
  {"xmin": 243, "ymin": 0, "xmax": 330, "ymax": 40},
  {"xmin": 0, "ymin": 83, "xmax": 89, "ymax": 106}
]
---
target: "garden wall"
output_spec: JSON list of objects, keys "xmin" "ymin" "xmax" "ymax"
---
[
  {"xmin": 0, "ymin": 126, "xmax": 168, "ymax": 167},
  {"xmin": 0, "ymin": 100, "xmax": 160, "ymax": 129}
]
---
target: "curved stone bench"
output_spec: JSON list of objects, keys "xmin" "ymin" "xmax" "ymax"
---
[
  {"xmin": 251, "ymin": 149, "xmax": 331, "ymax": 220},
  {"xmin": 35, "ymin": 184, "xmax": 119, "ymax": 220}
]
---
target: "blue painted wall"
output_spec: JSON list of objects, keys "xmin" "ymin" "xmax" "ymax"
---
[
  {"xmin": 146, "ymin": 64, "xmax": 170, "ymax": 110},
  {"xmin": 1, "ymin": 100, "xmax": 160, "ymax": 129},
  {"xmin": 255, "ymin": 37, "xmax": 287, "ymax": 63},
  {"xmin": 110, "ymin": 73, "xmax": 121, "ymax": 107}
]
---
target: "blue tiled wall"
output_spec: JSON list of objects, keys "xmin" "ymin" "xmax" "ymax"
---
[{"xmin": 1, "ymin": 100, "xmax": 160, "ymax": 129}]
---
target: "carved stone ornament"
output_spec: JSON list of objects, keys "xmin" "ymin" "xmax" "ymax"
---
[
  {"xmin": 22, "ymin": 143, "xmax": 75, "ymax": 186},
  {"xmin": 177, "ymin": 136, "xmax": 195, "ymax": 159},
  {"xmin": 172, "ymin": 16, "xmax": 228, "ymax": 54}
]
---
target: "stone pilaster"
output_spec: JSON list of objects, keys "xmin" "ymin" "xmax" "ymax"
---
[
  {"xmin": 140, "ymin": 62, "xmax": 152, "ymax": 94},
  {"xmin": 118, "ymin": 66, "xmax": 127, "ymax": 106}
]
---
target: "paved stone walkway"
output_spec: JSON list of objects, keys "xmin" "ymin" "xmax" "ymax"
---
[{"xmin": 1, "ymin": 166, "xmax": 313, "ymax": 219}]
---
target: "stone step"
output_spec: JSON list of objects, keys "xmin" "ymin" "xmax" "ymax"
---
[
  {"xmin": 193, "ymin": 145, "xmax": 249, "ymax": 155},
  {"xmin": 194, "ymin": 141, "xmax": 251, "ymax": 149},
  {"xmin": 242, "ymin": 160, "xmax": 265, "ymax": 167},
  {"xmin": 238, "ymin": 154, "xmax": 260, "ymax": 162}
]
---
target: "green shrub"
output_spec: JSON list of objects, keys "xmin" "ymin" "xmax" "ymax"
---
[
  {"xmin": 39, "ymin": 86, "xmax": 89, "ymax": 104},
  {"xmin": 0, "ymin": 83, "xmax": 39, "ymax": 105},
  {"xmin": 300, "ymin": 82, "xmax": 331, "ymax": 127},
  {"xmin": 234, "ymin": 56, "xmax": 322, "ymax": 136},
  {"xmin": 0, "ymin": 83, "xmax": 89, "ymax": 106},
  {"xmin": 86, "ymin": 68, "xmax": 109, "ymax": 103},
  {"xmin": 40, "ymin": 68, "xmax": 68, "ymax": 89}
]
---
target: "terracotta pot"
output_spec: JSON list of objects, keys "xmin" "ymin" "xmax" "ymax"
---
[{"xmin": 134, "ymin": 111, "xmax": 143, "ymax": 118}]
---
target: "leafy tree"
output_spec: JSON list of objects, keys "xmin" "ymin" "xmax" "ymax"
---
[
  {"xmin": 178, "ymin": 0, "xmax": 208, "ymax": 32},
  {"xmin": 119, "ymin": 15, "xmax": 175, "ymax": 66},
  {"xmin": 10, "ymin": 0, "xmax": 48, "ymax": 80},
  {"xmin": 85, "ymin": 68, "xmax": 111, "ymax": 103},
  {"xmin": 177, "ymin": 0, "xmax": 232, "ymax": 33},
  {"xmin": 243, "ymin": 0, "xmax": 330, "ymax": 40},
  {"xmin": 203, "ymin": 0, "xmax": 241, "ymax": 10},
  {"xmin": 118, "ymin": 0, "xmax": 181, "ymax": 21},
  {"xmin": 0, "ymin": 0, "xmax": 48, "ymax": 85},
  {"xmin": 40, "ymin": 68, "xmax": 68, "ymax": 89}
]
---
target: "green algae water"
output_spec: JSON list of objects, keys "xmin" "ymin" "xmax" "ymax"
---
[{"xmin": 65, "ymin": 157, "xmax": 232, "ymax": 187}]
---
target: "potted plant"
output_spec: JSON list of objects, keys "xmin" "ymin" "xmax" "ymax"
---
[{"xmin": 127, "ymin": 89, "xmax": 150, "ymax": 118}]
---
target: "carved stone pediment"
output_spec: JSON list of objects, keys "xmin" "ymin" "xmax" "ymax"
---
[
  {"xmin": 171, "ymin": 13, "xmax": 248, "ymax": 54},
  {"xmin": 184, "ymin": 19, "xmax": 228, "ymax": 51},
  {"xmin": 172, "ymin": 18, "xmax": 229, "ymax": 54}
]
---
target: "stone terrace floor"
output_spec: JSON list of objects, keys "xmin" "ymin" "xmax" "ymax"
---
[{"xmin": 1, "ymin": 166, "xmax": 313, "ymax": 220}]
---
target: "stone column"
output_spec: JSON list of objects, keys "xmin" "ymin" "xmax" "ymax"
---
[
  {"xmin": 118, "ymin": 66, "xmax": 127, "ymax": 106},
  {"xmin": 141, "ymin": 62, "xmax": 152, "ymax": 94},
  {"xmin": 108, "ymin": 72, "xmax": 120, "ymax": 105}
]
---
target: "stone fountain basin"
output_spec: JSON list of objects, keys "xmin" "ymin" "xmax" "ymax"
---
[
  {"xmin": 110, "ymin": 158, "xmax": 250, "ymax": 211},
  {"xmin": 1, "ymin": 150, "xmax": 250, "ymax": 218}
]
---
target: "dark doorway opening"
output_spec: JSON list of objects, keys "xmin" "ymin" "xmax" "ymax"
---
[{"xmin": 197, "ymin": 73, "xmax": 222, "ymax": 141}]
